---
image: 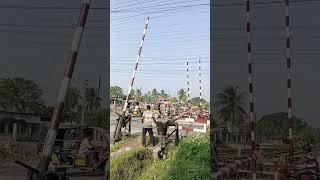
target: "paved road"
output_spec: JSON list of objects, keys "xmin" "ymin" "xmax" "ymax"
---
[{"xmin": 0, "ymin": 167, "xmax": 104, "ymax": 180}]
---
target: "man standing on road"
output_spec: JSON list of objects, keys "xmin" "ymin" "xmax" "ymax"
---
[{"xmin": 142, "ymin": 105, "xmax": 156, "ymax": 147}]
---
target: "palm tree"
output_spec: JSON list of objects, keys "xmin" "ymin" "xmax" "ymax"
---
[
  {"xmin": 65, "ymin": 86, "xmax": 81, "ymax": 113},
  {"xmin": 85, "ymin": 88, "xmax": 101, "ymax": 112},
  {"xmin": 215, "ymin": 86, "xmax": 247, "ymax": 133},
  {"xmin": 177, "ymin": 89, "xmax": 187, "ymax": 104},
  {"xmin": 136, "ymin": 89, "xmax": 142, "ymax": 101},
  {"xmin": 160, "ymin": 90, "xmax": 165, "ymax": 97},
  {"xmin": 151, "ymin": 88, "xmax": 158, "ymax": 103}
]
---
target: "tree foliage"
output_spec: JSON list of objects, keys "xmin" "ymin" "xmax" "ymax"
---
[
  {"xmin": 256, "ymin": 112, "xmax": 317, "ymax": 141},
  {"xmin": 0, "ymin": 78, "xmax": 45, "ymax": 113},
  {"xmin": 110, "ymin": 86, "xmax": 124, "ymax": 98},
  {"xmin": 215, "ymin": 86, "xmax": 247, "ymax": 132},
  {"xmin": 189, "ymin": 97, "xmax": 209, "ymax": 109},
  {"xmin": 85, "ymin": 87, "xmax": 101, "ymax": 112},
  {"xmin": 177, "ymin": 89, "xmax": 187, "ymax": 103}
]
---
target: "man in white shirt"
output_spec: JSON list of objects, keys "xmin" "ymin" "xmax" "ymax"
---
[
  {"xmin": 78, "ymin": 133, "xmax": 98, "ymax": 166},
  {"xmin": 142, "ymin": 105, "xmax": 156, "ymax": 147}
]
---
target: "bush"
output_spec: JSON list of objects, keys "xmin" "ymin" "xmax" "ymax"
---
[
  {"xmin": 138, "ymin": 133, "xmax": 210, "ymax": 180},
  {"xmin": 110, "ymin": 148, "xmax": 152, "ymax": 179}
]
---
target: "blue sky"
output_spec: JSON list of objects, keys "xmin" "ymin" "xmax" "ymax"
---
[{"xmin": 110, "ymin": 0, "xmax": 210, "ymax": 101}]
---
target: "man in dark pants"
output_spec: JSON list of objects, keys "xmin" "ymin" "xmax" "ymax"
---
[{"xmin": 142, "ymin": 105, "xmax": 156, "ymax": 147}]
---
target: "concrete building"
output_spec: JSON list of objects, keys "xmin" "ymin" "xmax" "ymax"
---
[{"xmin": 0, "ymin": 111, "xmax": 47, "ymax": 141}]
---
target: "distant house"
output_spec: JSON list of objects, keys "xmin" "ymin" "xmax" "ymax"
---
[{"xmin": 0, "ymin": 111, "xmax": 51, "ymax": 141}]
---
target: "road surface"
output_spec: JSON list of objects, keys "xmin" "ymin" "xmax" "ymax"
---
[{"xmin": 0, "ymin": 166, "xmax": 104, "ymax": 180}]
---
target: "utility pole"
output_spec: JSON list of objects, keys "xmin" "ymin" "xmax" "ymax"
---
[
  {"xmin": 245, "ymin": 0, "xmax": 256, "ymax": 179},
  {"xmin": 37, "ymin": 0, "xmax": 92, "ymax": 175},
  {"xmin": 97, "ymin": 74, "xmax": 101, "ymax": 98},
  {"xmin": 97, "ymin": 75, "xmax": 102, "ymax": 112},
  {"xmin": 81, "ymin": 79, "xmax": 88, "ymax": 126},
  {"xmin": 198, "ymin": 59, "xmax": 202, "ymax": 107},
  {"xmin": 284, "ymin": 0, "xmax": 294, "ymax": 158}
]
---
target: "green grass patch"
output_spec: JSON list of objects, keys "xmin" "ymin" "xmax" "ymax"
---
[
  {"xmin": 111, "ymin": 135, "xmax": 160, "ymax": 153},
  {"xmin": 138, "ymin": 133, "xmax": 210, "ymax": 180},
  {"xmin": 111, "ymin": 137, "xmax": 132, "ymax": 152},
  {"xmin": 110, "ymin": 148, "xmax": 153, "ymax": 180}
]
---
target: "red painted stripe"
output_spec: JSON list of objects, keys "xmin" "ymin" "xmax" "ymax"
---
[
  {"xmin": 287, "ymin": 58, "xmax": 291, "ymax": 68},
  {"xmin": 248, "ymin": 63, "xmax": 252, "ymax": 73},
  {"xmin": 52, "ymin": 102, "xmax": 64, "ymax": 129},
  {"xmin": 78, "ymin": 4, "xmax": 89, "ymax": 27},
  {"xmin": 182, "ymin": 127, "xmax": 193, "ymax": 132},
  {"xmin": 247, "ymin": 22, "xmax": 251, "ymax": 32},
  {"xmin": 134, "ymin": 63, "xmax": 138, "ymax": 70},
  {"xmin": 249, "ymin": 83, "xmax": 253, "ymax": 93},
  {"xmin": 246, "ymin": 1, "xmax": 250, "ymax": 12},
  {"xmin": 248, "ymin": 42, "xmax": 251, "ymax": 53},
  {"xmin": 66, "ymin": 51, "xmax": 78, "ymax": 78},
  {"xmin": 286, "ymin": 38, "xmax": 290, "ymax": 48},
  {"xmin": 286, "ymin": 16, "xmax": 290, "ymax": 26},
  {"xmin": 288, "ymin": 98, "xmax": 292, "ymax": 108},
  {"xmin": 138, "ymin": 46, "xmax": 142, "ymax": 55},
  {"xmin": 250, "ymin": 102, "xmax": 254, "ymax": 112},
  {"xmin": 287, "ymin": 79, "xmax": 291, "ymax": 88}
]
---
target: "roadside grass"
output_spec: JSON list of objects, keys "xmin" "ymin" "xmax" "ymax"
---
[
  {"xmin": 138, "ymin": 133, "xmax": 210, "ymax": 180},
  {"xmin": 111, "ymin": 135, "xmax": 160, "ymax": 153},
  {"xmin": 110, "ymin": 148, "xmax": 153, "ymax": 179}
]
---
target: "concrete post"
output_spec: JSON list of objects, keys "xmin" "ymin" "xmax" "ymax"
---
[
  {"xmin": 4, "ymin": 123, "xmax": 9, "ymax": 134},
  {"xmin": 12, "ymin": 123, "xmax": 17, "ymax": 139}
]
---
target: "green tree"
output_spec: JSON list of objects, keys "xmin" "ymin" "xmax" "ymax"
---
[
  {"xmin": 177, "ymin": 89, "xmax": 187, "ymax": 104},
  {"xmin": 129, "ymin": 89, "xmax": 136, "ymax": 100},
  {"xmin": 160, "ymin": 90, "xmax": 165, "ymax": 97},
  {"xmin": 151, "ymin": 88, "xmax": 158, "ymax": 102},
  {"xmin": 215, "ymin": 86, "xmax": 247, "ymax": 132},
  {"xmin": 136, "ymin": 89, "xmax": 142, "ymax": 101},
  {"xmin": 110, "ymin": 86, "xmax": 124, "ymax": 98},
  {"xmin": 257, "ymin": 112, "xmax": 316, "ymax": 141},
  {"xmin": 0, "ymin": 78, "xmax": 45, "ymax": 113},
  {"xmin": 170, "ymin": 97, "xmax": 178, "ymax": 104},
  {"xmin": 65, "ymin": 86, "xmax": 81, "ymax": 113},
  {"xmin": 85, "ymin": 88, "xmax": 101, "ymax": 112},
  {"xmin": 190, "ymin": 97, "xmax": 209, "ymax": 109},
  {"xmin": 84, "ymin": 109, "xmax": 107, "ymax": 128}
]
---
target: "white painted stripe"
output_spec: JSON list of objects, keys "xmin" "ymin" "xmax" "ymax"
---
[
  {"xmin": 287, "ymin": 88, "xmax": 291, "ymax": 98},
  {"xmin": 253, "ymin": 173, "xmax": 257, "ymax": 180},
  {"xmin": 289, "ymin": 129, "xmax": 293, "ymax": 139},
  {"xmin": 42, "ymin": 129, "xmax": 57, "ymax": 157},
  {"xmin": 248, "ymin": 74, "xmax": 252, "ymax": 83},
  {"xmin": 249, "ymin": 93, "xmax": 253, "ymax": 103},
  {"xmin": 249, "ymin": 112, "xmax": 254, "ymax": 121},
  {"xmin": 285, "ymin": 7, "xmax": 289, "ymax": 15},
  {"xmin": 82, "ymin": 0, "xmax": 92, "ymax": 4},
  {"xmin": 251, "ymin": 132, "xmax": 255, "ymax": 141},
  {"xmin": 247, "ymin": 33, "xmax": 251, "ymax": 44},
  {"xmin": 71, "ymin": 27, "xmax": 83, "ymax": 52},
  {"xmin": 57, "ymin": 76, "xmax": 70, "ymax": 103}
]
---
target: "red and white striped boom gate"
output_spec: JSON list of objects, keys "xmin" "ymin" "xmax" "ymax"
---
[
  {"xmin": 37, "ymin": 0, "xmax": 92, "ymax": 175},
  {"xmin": 114, "ymin": 17, "xmax": 149, "ymax": 142}
]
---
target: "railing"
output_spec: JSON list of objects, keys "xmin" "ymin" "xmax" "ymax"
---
[{"xmin": 212, "ymin": 132, "xmax": 267, "ymax": 144}]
